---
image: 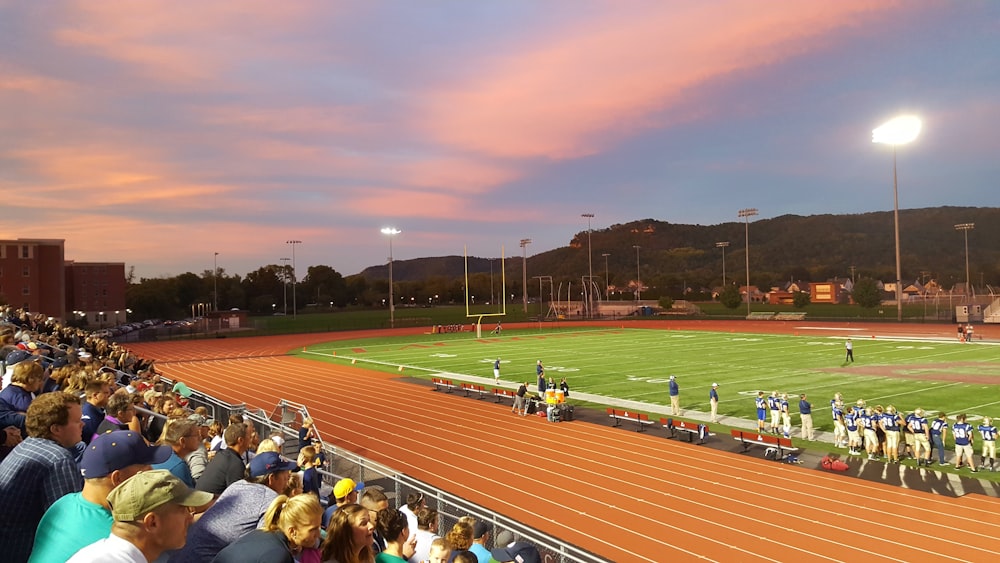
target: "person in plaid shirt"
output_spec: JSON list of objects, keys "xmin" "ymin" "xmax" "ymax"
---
[{"xmin": 0, "ymin": 392, "xmax": 85, "ymax": 563}]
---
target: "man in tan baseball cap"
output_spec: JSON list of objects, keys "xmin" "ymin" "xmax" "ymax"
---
[{"xmin": 67, "ymin": 469, "xmax": 213, "ymax": 562}]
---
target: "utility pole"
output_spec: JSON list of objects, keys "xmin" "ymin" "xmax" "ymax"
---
[
  {"xmin": 582, "ymin": 213, "xmax": 594, "ymax": 318},
  {"xmin": 738, "ymin": 208, "xmax": 759, "ymax": 317},
  {"xmin": 286, "ymin": 240, "xmax": 301, "ymax": 318},
  {"xmin": 520, "ymin": 239, "xmax": 531, "ymax": 313}
]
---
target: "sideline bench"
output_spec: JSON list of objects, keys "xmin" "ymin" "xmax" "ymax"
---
[
  {"xmin": 492, "ymin": 388, "xmax": 516, "ymax": 404},
  {"xmin": 661, "ymin": 418, "xmax": 712, "ymax": 444},
  {"xmin": 773, "ymin": 312, "xmax": 807, "ymax": 321},
  {"xmin": 731, "ymin": 429, "xmax": 799, "ymax": 460},
  {"xmin": 460, "ymin": 382, "xmax": 490, "ymax": 399},
  {"xmin": 747, "ymin": 312, "xmax": 776, "ymax": 320},
  {"xmin": 607, "ymin": 408, "xmax": 654, "ymax": 432},
  {"xmin": 431, "ymin": 377, "xmax": 458, "ymax": 393}
]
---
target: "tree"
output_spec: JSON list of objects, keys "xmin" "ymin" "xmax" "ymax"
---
[
  {"xmin": 719, "ymin": 284, "xmax": 742, "ymax": 309},
  {"xmin": 792, "ymin": 291, "xmax": 811, "ymax": 309},
  {"xmin": 852, "ymin": 278, "xmax": 882, "ymax": 308},
  {"xmin": 658, "ymin": 296, "xmax": 674, "ymax": 310}
]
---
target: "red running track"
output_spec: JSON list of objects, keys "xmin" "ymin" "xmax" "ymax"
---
[{"xmin": 130, "ymin": 324, "xmax": 1000, "ymax": 562}]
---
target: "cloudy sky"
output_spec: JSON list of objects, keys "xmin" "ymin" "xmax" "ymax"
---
[{"xmin": 2, "ymin": 1, "xmax": 998, "ymax": 280}]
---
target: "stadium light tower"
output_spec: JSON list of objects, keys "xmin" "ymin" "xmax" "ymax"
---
[
  {"xmin": 715, "ymin": 241, "xmax": 729, "ymax": 286},
  {"xmin": 286, "ymin": 240, "xmax": 301, "ymax": 319},
  {"xmin": 873, "ymin": 115, "xmax": 922, "ymax": 322},
  {"xmin": 955, "ymin": 223, "xmax": 974, "ymax": 300},
  {"xmin": 738, "ymin": 208, "xmax": 759, "ymax": 317},
  {"xmin": 213, "ymin": 252, "xmax": 219, "ymax": 312},
  {"xmin": 633, "ymin": 245, "xmax": 641, "ymax": 301},
  {"xmin": 280, "ymin": 257, "xmax": 291, "ymax": 315},
  {"xmin": 381, "ymin": 228, "xmax": 401, "ymax": 328},
  {"xmin": 582, "ymin": 213, "xmax": 594, "ymax": 317},
  {"xmin": 602, "ymin": 253, "xmax": 611, "ymax": 300},
  {"xmin": 520, "ymin": 238, "xmax": 531, "ymax": 313}
]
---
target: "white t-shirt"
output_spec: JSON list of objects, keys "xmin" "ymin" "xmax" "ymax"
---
[{"xmin": 67, "ymin": 534, "xmax": 148, "ymax": 563}]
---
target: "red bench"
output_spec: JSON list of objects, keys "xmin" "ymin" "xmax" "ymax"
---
[
  {"xmin": 460, "ymin": 382, "xmax": 489, "ymax": 399},
  {"xmin": 492, "ymin": 388, "xmax": 516, "ymax": 404},
  {"xmin": 731, "ymin": 429, "xmax": 799, "ymax": 460},
  {"xmin": 661, "ymin": 418, "xmax": 712, "ymax": 444},
  {"xmin": 431, "ymin": 377, "xmax": 457, "ymax": 393},
  {"xmin": 607, "ymin": 408, "xmax": 654, "ymax": 432}
]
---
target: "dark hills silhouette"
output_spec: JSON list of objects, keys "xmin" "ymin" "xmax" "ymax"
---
[{"xmin": 357, "ymin": 206, "xmax": 999, "ymax": 295}]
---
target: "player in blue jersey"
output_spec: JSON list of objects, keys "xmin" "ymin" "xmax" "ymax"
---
[
  {"xmin": 767, "ymin": 392, "xmax": 781, "ymax": 434},
  {"xmin": 844, "ymin": 408, "xmax": 860, "ymax": 455},
  {"xmin": 952, "ymin": 414, "xmax": 976, "ymax": 471},
  {"xmin": 977, "ymin": 416, "xmax": 997, "ymax": 472},
  {"xmin": 755, "ymin": 391, "xmax": 767, "ymax": 433},
  {"xmin": 908, "ymin": 408, "xmax": 931, "ymax": 467},
  {"xmin": 780, "ymin": 393, "xmax": 791, "ymax": 439},
  {"xmin": 930, "ymin": 412, "xmax": 949, "ymax": 465},
  {"xmin": 880, "ymin": 405, "xmax": 903, "ymax": 463},
  {"xmin": 860, "ymin": 407, "xmax": 878, "ymax": 460},
  {"xmin": 536, "ymin": 361, "xmax": 545, "ymax": 396},
  {"xmin": 832, "ymin": 396, "xmax": 847, "ymax": 448}
]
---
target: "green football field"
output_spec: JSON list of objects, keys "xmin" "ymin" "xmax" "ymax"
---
[{"xmin": 296, "ymin": 326, "xmax": 1000, "ymax": 431}]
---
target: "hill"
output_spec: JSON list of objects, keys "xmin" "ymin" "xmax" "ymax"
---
[{"xmin": 357, "ymin": 206, "xmax": 1000, "ymax": 296}]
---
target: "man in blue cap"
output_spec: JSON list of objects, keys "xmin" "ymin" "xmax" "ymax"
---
[{"xmin": 30, "ymin": 430, "xmax": 172, "ymax": 563}]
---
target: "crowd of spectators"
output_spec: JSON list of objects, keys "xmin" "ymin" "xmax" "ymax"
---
[{"xmin": 0, "ymin": 306, "xmax": 544, "ymax": 563}]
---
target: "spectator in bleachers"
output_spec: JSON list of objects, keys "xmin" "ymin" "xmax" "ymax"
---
[
  {"xmin": 284, "ymin": 472, "xmax": 303, "ymax": 497},
  {"xmin": 211, "ymin": 493, "xmax": 323, "ymax": 563},
  {"xmin": 408, "ymin": 507, "xmax": 441, "ymax": 563},
  {"xmin": 80, "ymin": 380, "xmax": 111, "ymax": 445},
  {"xmin": 152, "ymin": 418, "xmax": 200, "ymax": 487},
  {"xmin": 375, "ymin": 508, "xmax": 417, "ymax": 563},
  {"xmin": 145, "ymin": 395, "xmax": 175, "ymax": 443},
  {"xmin": 0, "ymin": 392, "xmax": 85, "ymax": 563},
  {"xmin": 196, "ymin": 421, "xmax": 257, "ymax": 495},
  {"xmin": 360, "ymin": 488, "xmax": 390, "ymax": 554},
  {"xmin": 299, "ymin": 446, "xmax": 323, "ymax": 499},
  {"xmin": 444, "ymin": 519, "xmax": 474, "ymax": 554},
  {"xmin": 185, "ymin": 414, "xmax": 212, "ymax": 482},
  {"xmin": 94, "ymin": 389, "xmax": 134, "ymax": 437},
  {"xmin": 258, "ymin": 437, "xmax": 282, "ymax": 454},
  {"xmin": 322, "ymin": 478, "xmax": 364, "ymax": 529},
  {"xmin": 0, "ymin": 359, "xmax": 45, "ymax": 434},
  {"xmin": 28, "ymin": 430, "xmax": 171, "ymax": 563},
  {"xmin": 208, "ymin": 418, "xmax": 225, "ymax": 452},
  {"xmin": 468, "ymin": 521, "xmax": 491, "ymax": 563},
  {"xmin": 425, "ymin": 538, "xmax": 451, "ymax": 563},
  {"xmin": 299, "ymin": 418, "xmax": 319, "ymax": 452},
  {"xmin": 66, "ymin": 469, "xmax": 212, "ymax": 563},
  {"xmin": 398, "ymin": 492, "xmax": 424, "ymax": 543},
  {"xmin": 490, "ymin": 542, "xmax": 541, "ymax": 563},
  {"xmin": 169, "ymin": 450, "xmax": 298, "ymax": 563},
  {"xmin": 452, "ymin": 551, "xmax": 476, "ymax": 563},
  {"xmin": 320, "ymin": 503, "xmax": 375, "ymax": 563}
]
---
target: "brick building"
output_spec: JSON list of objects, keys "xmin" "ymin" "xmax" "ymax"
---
[{"xmin": 0, "ymin": 238, "xmax": 126, "ymax": 323}]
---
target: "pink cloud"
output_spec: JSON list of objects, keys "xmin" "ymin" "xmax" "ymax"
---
[{"xmin": 419, "ymin": 2, "xmax": 894, "ymax": 159}]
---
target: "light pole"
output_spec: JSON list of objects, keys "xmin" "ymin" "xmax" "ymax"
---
[
  {"xmin": 582, "ymin": 213, "xmax": 594, "ymax": 318},
  {"xmin": 286, "ymin": 240, "xmax": 301, "ymax": 319},
  {"xmin": 601, "ymin": 253, "xmax": 611, "ymax": 300},
  {"xmin": 873, "ymin": 115, "xmax": 922, "ymax": 322},
  {"xmin": 213, "ymin": 252, "xmax": 219, "ymax": 312},
  {"xmin": 738, "ymin": 208, "xmax": 758, "ymax": 317},
  {"xmin": 280, "ymin": 257, "xmax": 290, "ymax": 315},
  {"xmin": 520, "ymin": 238, "xmax": 531, "ymax": 313},
  {"xmin": 489, "ymin": 258, "xmax": 495, "ymax": 304},
  {"xmin": 715, "ymin": 241, "xmax": 729, "ymax": 286},
  {"xmin": 380, "ymin": 228, "xmax": 400, "ymax": 328},
  {"xmin": 955, "ymin": 223, "xmax": 974, "ymax": 300},
  {"xmin": 633, "ymin": 245, "xmax": 641, "ymax": 301}
]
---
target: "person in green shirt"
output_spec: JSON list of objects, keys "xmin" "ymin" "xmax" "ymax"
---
[{"xmin": 29, "ymin": 430, "xmax": 171, "ymax": 563}]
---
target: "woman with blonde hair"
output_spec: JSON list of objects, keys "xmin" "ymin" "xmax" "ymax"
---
[
  {"xmin": 257, "ymin": 437, "xmax": 281, "ymax": 454},
  {"xmin": 444, "ymin": 518, "xmax": 474, "ymax": 552},
  {"xmin": 320, "ymin": 503, "xmax": 375, "ymax": 563},
  {"xmin": 212, "ymin": 494, "xmax": 323, "ymax": 563}
]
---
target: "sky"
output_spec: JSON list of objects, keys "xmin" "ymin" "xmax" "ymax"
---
[{"xmin": 2, "ymin": 1, "xmax": 999, "ymax": 280}]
